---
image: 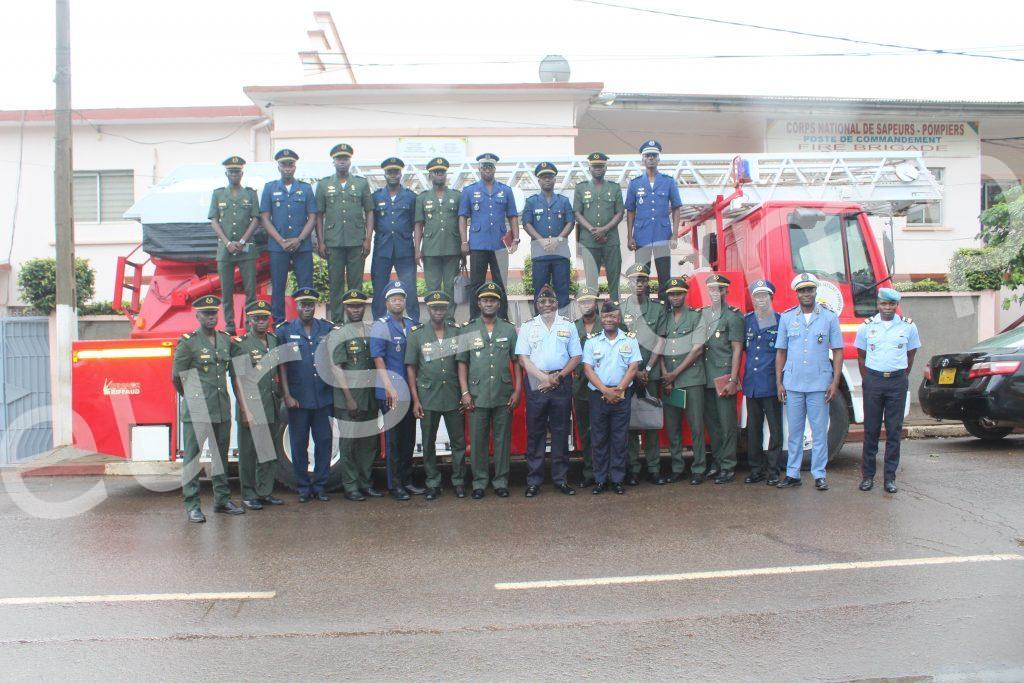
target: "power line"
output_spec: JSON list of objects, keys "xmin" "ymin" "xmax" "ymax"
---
[{"xmin": 574, "ymin": 0, "xmax": 1024, "ymax": 64}]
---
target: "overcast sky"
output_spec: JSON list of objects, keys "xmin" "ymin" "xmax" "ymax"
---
[{"xmin": 4, "ymin": 0, "xmax": 1023, "ymax": 109}]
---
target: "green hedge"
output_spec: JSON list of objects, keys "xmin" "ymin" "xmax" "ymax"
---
[{"xmin": 17, "ymin": 257, "xmax": 96, "ymax": 314}]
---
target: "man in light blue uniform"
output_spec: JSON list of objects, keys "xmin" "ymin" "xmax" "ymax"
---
[
  {"xmin": 624, "ymin": 140, "xmax": 682, "ymax": 284},
  {"xmin": 459, "ymin": 152, "xmax": 520, "ymax": 320},
  {"xmin": 774, "ymin": 273, "xmax": 844, "ymax": 491},
  {"xmin": 260, "ymin": 149, "xmax": 318, "ymax": 325},
  {"xmin": 583, "ymin": 301, "xmax": 642, "ymax": 495},
  {"xmin": 742, "ymin": 279, "xmax": 783, "ymax": 486},
  {"xmin": 371, "ymin": 157, "xmax": 420, "ymax": 323},
  {"xmin": 855, "ymin": 287, "xmax": 920, "ymax": 494},
  {"xmin": 522, "ymin": 162, "xmax": 574, "ymax": 311},
  {"xmin": 516, "ymin": 284, "xmax": 582, "ymax": 497}
]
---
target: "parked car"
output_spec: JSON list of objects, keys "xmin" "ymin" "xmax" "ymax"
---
[{"xmin": 919, "ymin": 326, "xmax": 1024, "ymax": 440}]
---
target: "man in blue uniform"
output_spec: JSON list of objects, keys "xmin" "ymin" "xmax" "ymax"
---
[
  {"xmin": 522, "ymin": 162, "xmax": 574, "ymax": 311},
  {"xmin": 260, "ymin": 149, "xmax": 318, "ymax": 325},
  {"xmin": 743, "ymin": 279, "xmax": 783, "ymax": 486},
  {"xmin": 516, "ymin": 284, "xmax": 582, "ymax": 497},
  {"xmin": 583, "ymin": 301, "xmax": 642, "ymax": 495},
  {"xmin": 774, "ymin": 273, "xmax": 844, "ymax": 491},
  {"xmin": 371, "ymin": 157, "xmax": 420, "ymax": 323},
  {"xmin": 276, "ymin": 287, "xmax": 334, "ymax": 502},
  {"xmin": 370, "ymin": 280, "xmax": 425, "ymax": 500},
  {"xmin": 459, "ymin": 152, "xmax": 520, "ymax": 320},
  {"xmin": 855, "ymin": 288, "xmax": 920, "ymax": 494},
  {"xmin": 625, "ymin": 140, "xmax": 682, "ymax": 285}
]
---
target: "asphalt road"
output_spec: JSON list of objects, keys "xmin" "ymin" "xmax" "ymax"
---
[{"xmin": 1, "ymin": 436, "xmax": 1022, "ymax": 681}]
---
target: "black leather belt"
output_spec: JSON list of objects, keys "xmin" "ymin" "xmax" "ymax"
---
[{"xmin": 867, "ymin": 368, "xmax": 905, "ymax": 378}]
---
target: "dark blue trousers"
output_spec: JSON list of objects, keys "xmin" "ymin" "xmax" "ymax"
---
[
  {"xmin": 287, "ymin": 405, "xmax": 332, "ymax": 495},
  {"xmin": 861, "ymin": 370, "xmax": 908, "ymax": 481},
  {"xmin": 531, "ymin": 257, "xmax": 570, "ymax": 311},
  {"xmin": 589, "ymin": 389, "xmax": 631, "ymax": 484},
  {"xmin": 371, "ymin": 252, "xmax": 419, "ymax": 322},
  {"xmin": 525, "ymin": 380, "xmax": 572, "ymax": 486},
  {"xmin": 269, "ymin": 250, "xmax": 313, "ymax": 324},
  {"xmin": 382, "ymin": 402, "xmax": 416, "ymax": 491}
]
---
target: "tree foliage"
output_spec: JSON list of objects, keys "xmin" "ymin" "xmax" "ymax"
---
[{"xmin": 17, "ymin": 257, "xmax": 96, "ymax": 314}]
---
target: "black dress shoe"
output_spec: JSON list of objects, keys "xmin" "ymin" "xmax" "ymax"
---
[
  {"xmin": 814, "ymin": 478, "xmax": 829, "ymax": 491},
  {"xmin": 261, "ymin": 495, "xmax": 285, "ymax": 505},
  {"xmin": 214, "ymin": 501, "xmax": 245, "ymax": 515},
  {"xmin": 362, "ymin": 487, "xmax": 385, "ymax": 498},
  {"xmin": 524, "ymin": 485, "xmax": 540, "ymax": 498},
  {"xmin": 390, "ymin": 488, "xmax": 411, "ymax": 501},
  {"xmin": 884, "ymin": 480, "xmax": 898, "ymax": 494},
  {"xmin": 315, "ymin": 492, "xmax": 330, "ymax": 502},
  {"xmin": 625, "ymin": 475, "xmax": 640, "ymax": 487},
  {"xmin": 344, "ymin": 491, "xmax": 367, "ymax": 502},
  {"xmin": 744, "ymin": 472, "xmax": 766, "ymax": 484},
  {"xmin": 298, "ymin": 493, "xmax": 312, "ymax": 503},
  {"xmin": 777, "ymin": 476, "xmax": 802, "ymax": 489},
  {"xmin": 455, "ymin": 485, "xmax": 466, "ymax": 498},
  {"xmin": 404, "ymin": 483, "xmax": 427, "ymax": 496},
  {"xmin": 611, "ymin": 482, "xmax": 625, "ymax": 494},
  {"xmin": 188, "ymin": 508, "xmax": 206, "ymax": 523},
  {"xmin": 690, "ymin": 474, "xmax": 705, "ymax": 485},
  {"xmin": 859, "ymin": 478, "xmax": 874, "ymax": 492},
  {"xmin": 706, "ymin": 466, "xmax": 721, "ymax": 480},
  {"xmin": 766, "ymin": 474, "xmax": 780, "ymax": 487},
  {"xmin": 425, "ymin": 488, "xmax": 440, "ymax": 501},
  {"xmin": 647, "ymin": 474, "xmax": 666, "ymax": 485},
  {"xmin": 592, "ymin": 482, "xmax": 608, "ymax": 494},
  {"xmin": 242, "ymin": 499, "xmax": 264, "ymax": 510},
  {"xmin": 578, "ymin": 477, "xmax": 596, "ymax": 488},
  {"xmin": 666, "ymin": 472, "xmax": 686, "ymax": 483},
  {"xmin": 494, "ymin": 487, "xmax": 510, "ymax": 498},
  {"xmin": 554, "ymin": 482, "xmax": 576, "ymax": 495},
  {"xmin": 714, "ymin": 470, "xmax": 735, "ymax": 484},
  {"xmin": 471, "ymin": 488, "xmax": 485, "ymax": 499}
]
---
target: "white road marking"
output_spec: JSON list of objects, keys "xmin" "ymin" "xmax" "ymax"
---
[
  {"xmin": 494, "ymin": 553, "xmax": 1024, "ymax": 591},
  {"xmin": 0, "ymin": 591, "xmax": 276, "ymax": 606}
]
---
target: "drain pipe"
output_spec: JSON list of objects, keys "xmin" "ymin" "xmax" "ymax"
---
[{"xmin": 250, "ymin": 117, "xmax": 272, "ymax": 161}]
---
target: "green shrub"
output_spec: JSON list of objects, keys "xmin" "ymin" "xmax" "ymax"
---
[
  {"xmin": 951, "ymin": 248, "xmax": 1004, "ymax": 291},
  {"xmin": 894, "ymin": 278, "xmax": 948, "ymax": 293},
  {"xmin": 521, "ymin": 256, "xmax": 580, "ymax": 296},
  {"xmin": 17, "ymin": 257, "xmax": 95, "ymax": 314},
  {"xmin": 79, "ymin": 300, "xmax": 119, "ymax": 316}
]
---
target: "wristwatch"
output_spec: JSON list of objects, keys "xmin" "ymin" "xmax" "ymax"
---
[
  {"xmin": 238, "ymin": 238, "xmax": 246, "ymax": 246},
  {"xmin": 644, "ymin": 365, "xmax": 653, "ymax": 373}
]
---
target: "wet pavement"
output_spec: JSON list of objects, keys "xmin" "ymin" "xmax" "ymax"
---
[{"xmin": 1, "ymin": 436, "xmax": 1022, "ymax": 681}]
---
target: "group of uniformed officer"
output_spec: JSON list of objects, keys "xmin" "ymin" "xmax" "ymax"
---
[{"xmin": 177, "ymin": 141, "xmax": 921, "ymax": 521}]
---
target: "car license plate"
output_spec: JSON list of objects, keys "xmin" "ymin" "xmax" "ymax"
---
[{"xmin": 938, "ymin": 368, "xmax": 956, "ymax": 385}]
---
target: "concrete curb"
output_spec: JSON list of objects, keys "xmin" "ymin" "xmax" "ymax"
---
[{"xmin": 905, "ymin": 424, "xmax": 969, "ymax": 439}]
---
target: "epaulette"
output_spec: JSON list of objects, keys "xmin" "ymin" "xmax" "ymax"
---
[
  {"xmin": 904, "ymin": 317, "xmax": 913, "ymax": 324},
  {"xmin": 863, "ymin": 317, "xmax": 874, "ymax": 324},
  {"xmin": 783, "ymin": 305, "xmax": 799, "ymax": 313},
  {"xmin": 626, "ymin": 331, "xmax": 637, "ymax": 338},
  {"xmin": 819, "ymin": 302, "xmax": 832, "ymax": 311},
  {"xmin": 245, "ymin": 186, "xmax": 256, "ymax": 192},
  {"xmin": 411, "ymin": 324, "xmax": 423, "ymax": 331},
  {"xmin": 233, "ymin": 335, "xmax": 243, "ymax": 342},
  {"xmin": 275, "ymin": 321, "xmax": 287, "ymax": 329},
  {"xmin": 446, "ymin": 320, "xmax": 460, "ymax": 327},
  {"xmin": 181, "ymin": 332, "xmax": 192, "ymax": 340},
  {"xmin": 728, "ymin": 305, "xmax": 740, "ymax": 312}
]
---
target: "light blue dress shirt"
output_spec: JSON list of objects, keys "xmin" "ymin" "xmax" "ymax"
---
[
  {"xmin": 583, "ymin": 330, "xmax": 643, "ymax": 390},
  {"xmin": 514, "ymin": 314, "xmax": 583, "ymax": 371},
  {"xmin": 774, "ymin": 304, "xmax": 844, "ymax": 393},
  {"xmin": 854, "ymin": 314, "xmax": 921, "ymax": 372}
]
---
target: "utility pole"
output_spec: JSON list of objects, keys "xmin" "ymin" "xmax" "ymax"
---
[{"xmin": 53, "ymin": 0, "xmax": 76, "ymax": 447}]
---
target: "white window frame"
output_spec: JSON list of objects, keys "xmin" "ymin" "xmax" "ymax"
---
[{"xmin": 906, "ymin": 167, "xmax": 943, "ymax": 227}]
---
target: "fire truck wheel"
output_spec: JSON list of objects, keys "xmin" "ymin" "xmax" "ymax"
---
[{"xmin": 274, "ymin": 423, "xmax": 347, "ymax": 492}]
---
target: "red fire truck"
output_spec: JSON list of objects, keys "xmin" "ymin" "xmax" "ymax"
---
[{"xmin": 70, "ymin": 153, "xmax": 940, "ymax": 490}]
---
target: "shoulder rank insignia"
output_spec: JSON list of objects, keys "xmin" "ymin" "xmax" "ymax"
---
[
  {"xmin": 904, "ymin": 317, "xmax": 913, "ymax": 324},
  {"xmin": 626, "ymin": 331, "xmax": 637, "ymax": 338},
  {"xmin": 181, "ymin": 332, "xmax": 192, "ymax": 340},
  {"xmin": 233, "ymin": 335, "xmax": 243, "ymax": 342},
  {"xmin": 411, "ymin": 324, "xmax": 423, "ymax": 331}
]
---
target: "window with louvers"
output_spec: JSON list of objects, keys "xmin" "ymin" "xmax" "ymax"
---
[{"xmin": 73, "ymin": 170, "xmax": 134, "ymax": 223}]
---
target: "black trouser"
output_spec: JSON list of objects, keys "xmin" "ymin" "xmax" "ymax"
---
[
  {"xmin": 469, "ymin": 249, "xmax": 509, "ymax": 320},
  {"xmin": 525, "ymin": 379, "xmax": 572, "ymax": 487},
  {"xmin": 590, "ymin": 389, "xmax": 632, "ymax": 485},
  {"xmin": 383, "ymin": 402, "xmax": 416, "ymax": 490},
  {"xmin": 746, "ymin": 395, "xmax": 783, "ymax": 476},
  {"xmin": 635, "ymin": 243, "xmax": 671, "ymax": 285},
  {"xmin": 861, "ymin": 369, "xmax": 908, "ymax": 482}
]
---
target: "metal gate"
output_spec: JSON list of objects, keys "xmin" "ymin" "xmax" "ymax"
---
[{"xmin": 0, "ymin": 317, "xmax": 52, "ymax": 464}]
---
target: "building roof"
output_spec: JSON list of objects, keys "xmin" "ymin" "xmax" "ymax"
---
[{"xmin": 0, "ymin": 105, "xmax": 262, "ymax": 126}]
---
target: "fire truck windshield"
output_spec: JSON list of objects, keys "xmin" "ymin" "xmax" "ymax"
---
[{"xmin": 788, "ymin": 211, "xmax": 878, "ymax": 317}]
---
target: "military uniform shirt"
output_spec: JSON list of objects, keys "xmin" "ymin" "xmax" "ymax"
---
[
  {"xmin": 414, "ymin": 188, "xmax": 462, "ymax": 257},
  {"xmin": 229, "ymin": 331, "xmax": 281, "ymax": 424},
  {"xmin": 854, "ymin": 314, "xmax": 921, "ymax": 372},
  {"xmin": 620, "ymin": 295, "xmax": 666, "ymax": 375},
  {"xmin": 456, "ymin": 317, "xmax": 518, "ymax": 408},
  {"xmin": 458, "ymin": 180, "xmax": 518, "ymax": 251},
  {"xmin": 775, "ymin": 304, "xmax": 844, "ymax": 392},
  {"xmin": 371, "ymin": 186, "xmax": 417, "ymax": 259},
  {"xmin": 522, "ymin": 192, "xmax": 573, "ymax": 261},
  {"xmin": 743, "ymin": 311, "xmax": 781, "ymax": 398},
  {"xmin": 370, "ymin": 314, "xmax": 415, "ymax": 402},
  {"xmin": 662, "ymin": 306, "xmax": 707, "ymax": 388},
  {"xmin": 573, "ymin": 180, "xmax": 624, "ymax": 248},
  {"xmin": 582, "ymin": 330, "xmax": 642, "ymax": 390},
  {"xmin": 173, "ymin": 329, "xmax": 233, "ymax": 423},
  {"xmin": 260, "ymin": 179, "xmax": 317, "ymax": 253},
  {"xmin": 209, "ymin": 186, "xmax": 259, "ymax": 261},
  {"xmin": 405, "ymin": 321, "xmax": 462, "ymax": 412},
  {"xmin": 701, "ymin": 306, "xmax": 744, "ymax": 388},
  {"xmin": 515, "ymin": 314, "xmax": 583, "ymax": 372},
  {"xmin": 624, "ymin": 172, "xmax": 682, "ymax": 247},
  {"xmin": 315, "ymin": 174, "xmax": 373, "ymax": 248},
  {"xmin": 330, "ymin": 321, "xmax": 377, "ymax": 412},
  {"xmin": 276, "ymin": 317, "xmax": 334, "ymax": 409}
]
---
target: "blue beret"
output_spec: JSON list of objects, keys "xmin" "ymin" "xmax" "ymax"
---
[{"xmin": 878, "ymin": 287, "xmax": 901, "ymax": 302}]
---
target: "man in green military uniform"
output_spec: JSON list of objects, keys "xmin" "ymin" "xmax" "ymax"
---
[
  {"xmin": 415, "ymin": 157, "xmax": 463, "ymax": 324},
  {"xmin": 209, "ymin": 156, "xmax": 260, "ymax": 335},
  {"xmin": 229, "ymin": 299, "xmax": 286, "ymax": 510},
  {"xmin": 172, "ymin": 295, "xmax": 244, "ymax": 523},
  {"xmin": 574, "ymin": 152, "xmax": 625, "ymax": 302},
  {"xmin": 457, "ymin": 282, "xmax": 522, "ymax": 499},
  {"xmin": 329, "ymin": 289, "xmax": 382, "ymax": 502},
  {"xmin": 315, "ymin": 143, "xmax": 375, "ymax": 322},
  {"xmin": 658, "ymin": 278, "xmax": 709, "ymax": 484},
  {"xmin": 620, "ymin": 263, "xmax": 666, "ymax": 484},
  {"xmin": 572, "ymin": 286, "xmax": 602, "ymax": 487},
  {"xmin": 699, "ymin": 274, "xmax": 744, "ymax": 483},
  {"xmin": 406, "ymin": 291, "xmax": 467, "ymax": 499}
]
